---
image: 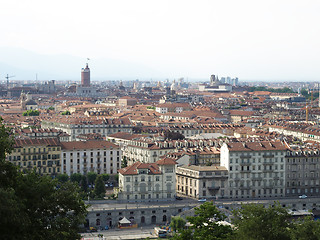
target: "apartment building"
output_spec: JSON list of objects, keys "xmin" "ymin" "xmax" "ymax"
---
[
  {"xmin": 41, "ymin": 117, "xmax": 132, "ymax": 140},
  {"xmin": 155, "ymin": 103, "xmax": 192, "ymax": 114},
  {"xmin": 60, "ymin": 140, "xmax": 121, "ymax": 175},
  {"xmin": 176, "ymin": 165, "xmax": 228, "ymax": 199},
  {"xmin": 220, "ymin": 141, "xmax": 288, "ymax": 199},
  {"xmin": 124, "ymin": 139, "xmax": 218, "ymax": 165},
  {"xmin": 286, "ymin": 148, "xmax": 320, "ymax": 197},
  {"xmin": 124, "ymin": 140, "xmax": 176, "ymax": 165},
  {"xmin": 168, "ymin": 124, "xmax": 242, "ymax": 138},
  {"xmin": 7, "ymin": 138, "xmax": 61, "ymax": 176},
  {"xmin": 117, "ymin": 158, "xmax": 177, "ymax": 202}
]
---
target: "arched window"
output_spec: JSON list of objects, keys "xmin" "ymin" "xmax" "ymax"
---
[
  {"xmin": 126, "ymin": 185, "xmax": 131, "ymax": 192},
  {"xmin": 96, "ymin": 219, "xmax": 100, "ymax": 226},
  {"xmin": 151, "ymin": 215, "xmax": 156, "ymax": 224},
  {"xmin": 166, "ymin": 183, "xmax": 172, "ymax": 191},
  {"xmin": 155, "ymin": 184, "xmax": 160, "ymax": 192},
  {"xmin": 141, "ymin": 216, "xmax": 145, "ymax": 224},
  {"xmin": 163, "ymin": 215, "xmax": 167, "ymax": 222}
]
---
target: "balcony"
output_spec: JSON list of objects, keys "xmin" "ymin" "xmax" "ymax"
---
[
  {"xmin": 240, "ymin": 161, "xmax": 251, "ymax": 166},
  {"xmin": 208, "ymin": 186, "xmax": 220, "ymax": 191},
  {"xmin": 240, "ymin": 155, "xmax": 251, "ymax": 159},
  {"xmin": 262, "ymin": 161, "xmax": 274, "ymax": 165},
  {"xmin": 263, "ymin": 154, "xmax": 274, "ymax": 158},
  {"xmin": 252, "ymin": 176, "xmax": 263, "ymax": 180}
]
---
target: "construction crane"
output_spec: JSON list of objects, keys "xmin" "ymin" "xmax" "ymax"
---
[{"xmin": 5, "ymin": 74, "xmax": 15, "ymax": 90}]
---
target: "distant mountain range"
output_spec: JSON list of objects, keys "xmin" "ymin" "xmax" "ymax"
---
[{"xmin": 0, "ymin": 47, "xmax": 164, "ymax": 81}]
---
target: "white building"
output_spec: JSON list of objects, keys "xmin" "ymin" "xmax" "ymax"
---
[
  {"xmin": 117, "ymin": 158, "xmax": 177, "ymax": 202},
  {"xmin": 220, "ymin": 141, "xmax": 288, "ymax": 199},
  {"xmin": 60, "ymin": 140, "xmax": 121, "ymax": 175},
  {"xmin": 176, "ymin": 165, "xmax": 228, "ymax": 200},
  {"xmin": 42, "ymin": 117, "xmax": 133, "ymax": 141}
]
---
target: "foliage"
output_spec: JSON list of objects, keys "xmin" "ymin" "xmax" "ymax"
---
[
  {"xmin": 173, "ymin": 202, "xmax": 233, "ymax": 240},
  {"xmin": 87, "ymin": 172, "xmax": 97, "ymax": 185},
  {"xmin": 249, "ymin": 86, "xmax": 295, "ymax": 93},
  {"xmin": 80, "ymin": 175, "xmax": 88, "ymax": 192},
  {"xmin": 170, "ymin": 216, "xmax": 186, "ymax": 232},
  {"xmin": 61, "ymin": 110, "xmax": 71, "ymax": 115},
  {"xmin": 101, "ymin": 173, "xmax": 110, "ymax": 182},
  {"xmin": 300, "ymin": 88, "xmax": 319, "ymax": 100},
  {"xmin": 114, "ymin": 174, "xmax": 119, "ymax": 182},
  {"xmin": 48, "ymin": 106, "xmax": 55, "ymax": 110},
  {"xmin": 94, "ymin": 176, "xmax": 106, "ymax": 198},
  {"xmin": 289, "ymin": 216, "xmax": 320, "ymax": 240},
  {"xmin": 147, "ymin": 106, "xmax": 156, "ymax": 110},
  {"xmin": 22, "ymin": 109, "xmax": 40, "ymax": 116},
  {"xmin": 164, "ymin": 131, "xmax": 185, "ymax": 140},
  {"xmin": 70, "ymin": 173, "xmax": 83, "ymax": 183},
  {"xmin": 0, "ymin": 117, "xmax": 14, "ymax": 160},
  {"xmin": 57, "ymin": 173, "xmax": 69, "ymax": 182},
  {"xmin": 232, "ymin": 202, "xmax": 291, "ymax": 240},
  {"xmin": 121, "ymin": 156, "xmax": 128, "ymax": 168},
  {"xmin": 0, "ymin": 118, "xmax": 87, "ymax": 240}
]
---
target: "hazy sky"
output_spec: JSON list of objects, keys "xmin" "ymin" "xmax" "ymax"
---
[{"xmin": 1, "ymin": 0, "xmax": 320, "ymax": 81}]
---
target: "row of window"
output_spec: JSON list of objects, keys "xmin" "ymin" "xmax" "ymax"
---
[
  {"xmin": 230, "ymin": 164, "xmax": 284, "ymax": 171},
  {"xmin": 13, "ymin": 147, "xmax": 60, "ymax": 153},
  {"xmin": 63, "ymin": 151, "xmax": 120, "ymax": 157}
]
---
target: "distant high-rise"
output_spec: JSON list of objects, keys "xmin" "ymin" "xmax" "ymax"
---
[{"xmin": 81, "ymin": 63, "xmax": 90, "ymax": 87}]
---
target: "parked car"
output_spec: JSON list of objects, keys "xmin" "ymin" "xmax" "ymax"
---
[
  {"xmin": 175, "ymin": 196, "xmax": 183, "ymax": 200},
  {"xmin": 299, "ymin": 194, "xmax": 307, "ymax": 199},
  {"xmin": 198, "ymin": 198, "xmax": 207, "ymax": 202}
]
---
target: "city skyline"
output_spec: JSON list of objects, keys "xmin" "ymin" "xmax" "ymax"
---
[{"xmin": 0, "ymin": 0, "xmax": 319, "ymax": 81}]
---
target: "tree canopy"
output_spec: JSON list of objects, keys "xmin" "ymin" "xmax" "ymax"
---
[
  {"xmin": 231, "ymin": 202, "xmax": 320, "ymax": 240},
  {"xmin": 173, "ymin": 202, "xmax": 233, "ymax": 240},
  {"xmin": 22, "ymin": 109, "xmax": 40, "ymax": 116},
  {"xmin": 164, "ymin": 131, "xmax": 185, "ymax": 140},
  {"xmin": 0, "ymin": 118, "xmax": 87, "ymax": 240}
]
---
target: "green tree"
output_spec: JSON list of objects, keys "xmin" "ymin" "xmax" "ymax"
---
[
  {"xmin": 87, "ymin": 172, "xmax": 97, "ymax": 185},
  {"xmin": 48, "ymin": 106, "xmax": 54, "ymax": 110},
  {"xmin": 0, "ymin": 118, "xmax": 87, "ymax": 240},
  {"xmin": 94, "ymin": 175, "xmax": 106, "ymax": 198},
  {"xmin": 0, "ymin": 117, "xmax": 14, "ymax": 160},
  {"xmin": 121, "ymin": 156, "xmax": 128, "ymax": 168},
  {"xmin": 170, "ymin": 216, "xmax": 186, "ymax": 232},
  {"xmin": 57, "ymin": 173, "xmax": 69, "ymax": 182},
  {"xmin": 101, "ymin": 173, "xmax": 110, "ymax": 182},
  {"xmin": 61, "ymin": 110, "xmax": 71, "ymax": 115},
  {"xmin": 290, "ymin": 216, "xmax": 320, "ymax": 240},
  {"xmin": 174, "ymin": 202, "xmax": 233, "ymax": 240},
  {"xmin": 70, "ymin": 173, "xmax": 83, "ymax": 183},
  {"xmin": 22, "ymin": 109, "xmax": 40, "ymax": 116},
  {"xmin": 164, "ymin": 131, "xmax": 185, "ymax": 140},
  {"xmin": 80, "ymin": 175, "xmax": 88, "ymax": 192},
  {"xmin": 232, "ymin": 202, "xmax": 291, "ymax": 240}
]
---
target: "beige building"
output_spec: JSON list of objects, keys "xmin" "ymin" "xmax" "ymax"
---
[
  {"xmin": 286, "ymin": 148, "xmax": 320, "ymax": 197},
  {"xmin": 117, "ymin": 158, "xmax": 177, "ymax": 202},
  {"xmin": 60, "ymin": 140, "xmax": 121, "ymax": 175},
  {"xmin": 220, "ymin": 141, "xmax": 288, "ymax": 199},
  {"xmin": 176, "ymin": 165, "xmax": 228, "ymax": 199},
  {"xmin": 42, "ymin": 117, "xmax": 132, "ymax": 141},
  {"xmin": 7, "ymin": 138, "xmax": 61, "ymax": 176},
  {"xmin": 124, "ymin": 140, "xmax": 176, "ymax": 165},
  {"xmin": 118, "ymin": 96, "xmax": 138, "ymax": 107}
]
